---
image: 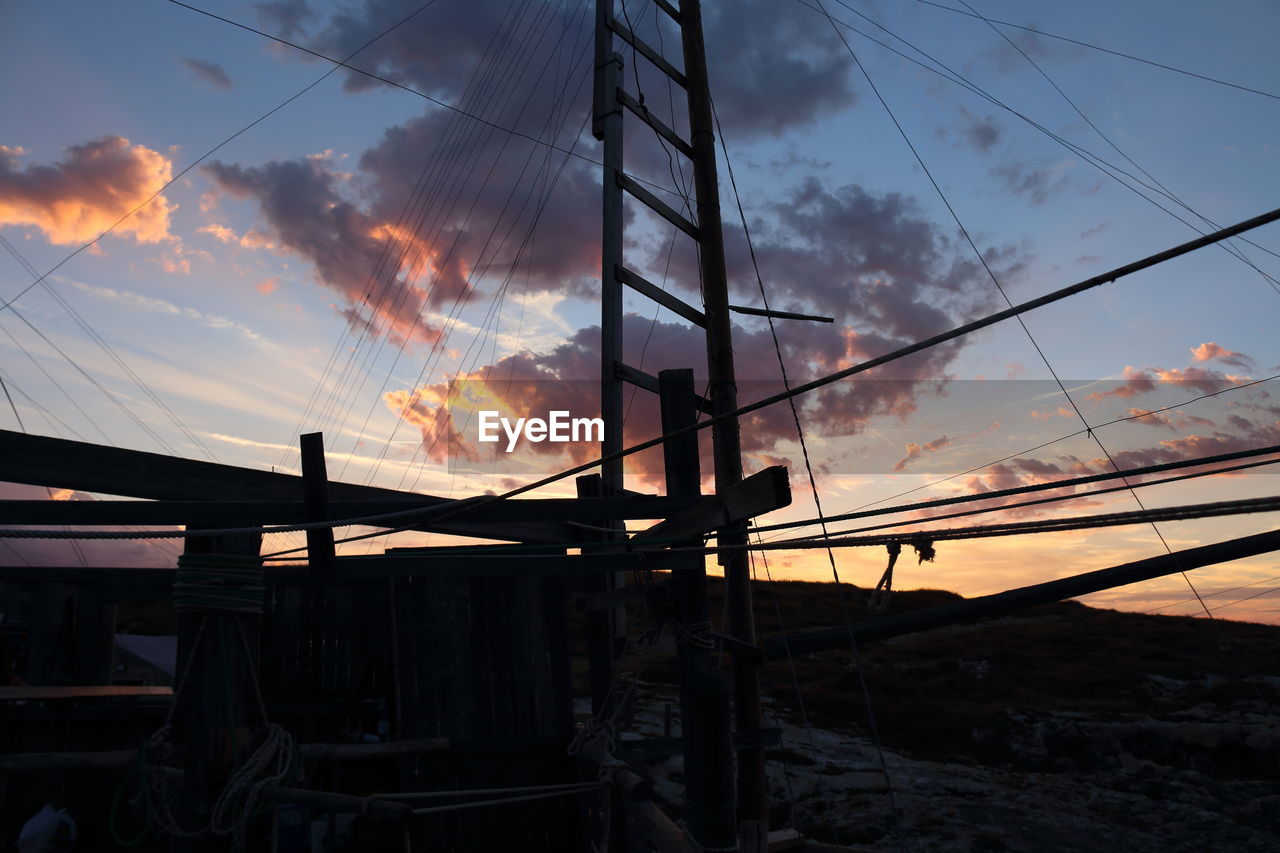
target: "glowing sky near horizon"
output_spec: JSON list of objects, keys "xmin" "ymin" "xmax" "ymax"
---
[{"xmin": 2, "ymin": 0, "xmax": 1278, "ymax": 623}]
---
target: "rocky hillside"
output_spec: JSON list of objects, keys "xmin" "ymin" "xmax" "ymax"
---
[{"xmin": 626, "ymin": 580, "xmax": 1280, "ymax": 852}]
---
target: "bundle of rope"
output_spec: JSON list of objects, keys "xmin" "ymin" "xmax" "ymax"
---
[
  {"xmin": 114, "ymin": 554, "xmax": 299, "ymax": 850},
  {"xmin": 173, "ymin": 553, "xmax": 267, "ymax": 614}
]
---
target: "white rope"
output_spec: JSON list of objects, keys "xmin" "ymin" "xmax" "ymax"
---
[{"xmin": 144, "ymin": 615, "xmax": 299, "ymax": 847}]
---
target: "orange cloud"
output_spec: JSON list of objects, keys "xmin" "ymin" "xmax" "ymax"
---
[
  {"xmin": 256, "ymin": 277, "xmax": 280, "ymax": 294},
  {"xmin": 0, "ymin": 137, "xmax": 176, "ymax": 245},
  {"xmin": 197, "ymin": 223, "xmax": 237, "ymax": 243},
  {"xmin": 1190, "ymin": 342, "xmax": 1251, "ymax": 368}
]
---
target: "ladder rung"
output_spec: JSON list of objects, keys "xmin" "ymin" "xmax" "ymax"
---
[
  {"xmin": 618, "ymin": 265, "xmax": 706, "ymax": 327},
  {"xmin": 651, "ymin": 0, "xmax": 680, "ymax": 22},
  {"xmin": 615, "ymin": 363, "xmax": 714, "ymax": 415},
  {"xmin": 607, "ymin": 16, "xmax": 687, "ymax": 88},
  {"xmin": 618, "ymin": 90, "xmax": 694, "ymax": 159},
  {"xmin": 617, "ymin": 173, "xmax": 699, "ymax": 239}
]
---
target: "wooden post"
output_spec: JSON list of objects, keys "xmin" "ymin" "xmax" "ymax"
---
[
  {"xmin": 174, "ymin": 528, "xmax": 264, "ymax": 852},
  {"xmin": 299, "ymin": 432, "xmax": 334, "ymax": 716},
  {"xmin": 660, "ymin": 369, "xmax": 737, "ymax": 849},
  {"xmin": 678, "ymin": 0, "xmax": 769, "ymax": 845}
]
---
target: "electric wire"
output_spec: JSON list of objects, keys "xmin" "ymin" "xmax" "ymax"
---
[
  {"xmin": 789, "ymin": 456, "xmax": 1280, "ymax": 543},
  {"xmin": 2, "ymin": 1, "xmax": 446, "ymax": 319},
  {"xmin": 276, "ymin": 0, "xmax": 532, "ymax": 470},
  {"xmin": 811, "ymin": 0, "xmax": 1249, "ymax": 689},
  {"xmin": 315, "ymin": 0, "xmax": 579, "ymax": 457},
  {"xmin": 796, "ymin": 0, "xmax": 1280, "ymax": 294},
  {"xmin": 1144, "ymin": 574, "xmax": 1280, "ymax": 615},
  {"xmin": 255, "ymin": 207, "xmax": 1280, "ymax": 555},
  {"xmin": 819, "ymin": 0, "xmax": 1269, "ymax": 696},
  {"xmin": 160, "ymin": 0, "xmax": 688, "ymax": 202},
  {"xmin": 333, "ymin": 0, "xmax": 595, "ymax": 482},
  {"xmin": 758, "ymin": 439, "xmax": 1280, "ymax": 537},
  {"xmin": 914, "ymin": 0, "xmax": 1280, "ymax": 102}
]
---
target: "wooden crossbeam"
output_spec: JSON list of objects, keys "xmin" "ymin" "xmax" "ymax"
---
[
  {"xmin": 0, "ymin": 429, "xmax": 568, "ymax": 543},
  {"xmin": 0, "ymin": 494, "xmax": 702, "ymax": 526},
  {"xmin": 634, "ymin": 466, "xmax": 791, "ymax": 544},
  {"xmin": 614, "ymin": 362, "xmax": 714, "ymax": 414}
]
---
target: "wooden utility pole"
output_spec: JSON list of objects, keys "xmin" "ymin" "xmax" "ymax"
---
[{"xmin": 678, "ymin": 2, "xmax": 768, "ymax": 847}]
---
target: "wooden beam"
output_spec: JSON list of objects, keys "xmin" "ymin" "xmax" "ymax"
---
[
  {"xmin": 634, "ymin": 465, "xmax": 790, "ymax": 545},
  {"xmin": 764, "ymin": 528, "xmax": 1280, "ymax": 658},
  {"xmin": 0, "ymin": 428, "xmax": 570, "ymax": 543}
]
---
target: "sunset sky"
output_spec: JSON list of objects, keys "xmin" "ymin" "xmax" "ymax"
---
[{"xmin": 2, "ymin": 0, "xmax": 1278, "ymax": 622}]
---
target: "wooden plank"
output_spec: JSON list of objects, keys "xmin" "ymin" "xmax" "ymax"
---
[
  {"xmin": 765, "ymin": 527, "xmax": 1280, "ymax": 657},
  {"xmin": 634, "ymin": 465, "xmax": 791, "ymax": 544},
  {"xmin": 0, "ymin": 685, "xmax": 172, "ymax": 700},
  {"xmin": 0, "ymin": 429, "xmax": 570, "ymax": 543}
]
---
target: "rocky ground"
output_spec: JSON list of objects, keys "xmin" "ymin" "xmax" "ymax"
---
[{"xmin": 611, "ymin": 582, "xmax": 1280, "ymax": 852}]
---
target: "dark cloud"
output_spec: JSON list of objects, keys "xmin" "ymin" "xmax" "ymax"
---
[
  {"xmin": 701, "ymin": 177, "xmax": 1023, "ymax": 368},
  {"xmin": 255, "ymin": 0, "xmax": 316, "ymax": 39},
  {"xmin": 271, "ymin": 0, "xmax": 853, "ymax": 140},
  {"xmin": 960, "ymin": 110, "xmax": 1001, "ymax": 153},
  {"xmin": 701, "ymin": 0, "xmax": 856, "ymax": 137},
  {"xmin": 381, "ymin": 313, "xmax": 953, "ymax": 489},
  {"xmin": 990, "ymin": 161, "xmax": 1069, "ymax": 205},
  {"xmin": 180, "ymin": 57, "xmax": 232, "ymax": 91},
  {"xmin": 205, "ymin": 156, "xmax": 446, "ymax": 345}
]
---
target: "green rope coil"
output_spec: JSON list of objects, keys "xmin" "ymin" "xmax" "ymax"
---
[{"xmin": 173, "ymin": 554, "xmax": 265, "ymax": 614}]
